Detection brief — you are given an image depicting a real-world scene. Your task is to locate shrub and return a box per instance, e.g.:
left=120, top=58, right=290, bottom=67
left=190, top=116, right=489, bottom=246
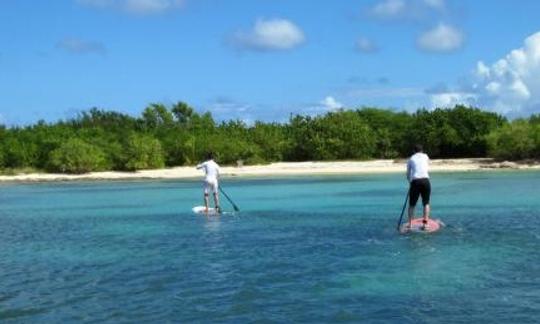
left=124, top=134, right=165, bottom=170
left=487, top=121, right=535, bottom=160
left=48, top=138, right=107, bottom=173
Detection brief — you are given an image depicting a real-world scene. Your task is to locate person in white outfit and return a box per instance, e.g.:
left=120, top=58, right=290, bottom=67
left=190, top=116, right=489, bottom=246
left=406, top=144, right=431, bottom=230
left=196, top=152, right=221, bottom=213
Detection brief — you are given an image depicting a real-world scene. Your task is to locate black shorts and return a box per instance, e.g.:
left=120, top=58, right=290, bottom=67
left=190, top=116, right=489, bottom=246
left=409, top=178, right=431, bottom=207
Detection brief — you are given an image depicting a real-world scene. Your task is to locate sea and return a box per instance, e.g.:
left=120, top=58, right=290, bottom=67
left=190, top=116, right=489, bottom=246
left=1, top=171, right=539, bottom=323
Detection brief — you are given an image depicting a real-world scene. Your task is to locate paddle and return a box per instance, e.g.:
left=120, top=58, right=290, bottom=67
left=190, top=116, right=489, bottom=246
left=396, top=188, right=410, bottom=231
left=219, top=185, right=240, bottom=212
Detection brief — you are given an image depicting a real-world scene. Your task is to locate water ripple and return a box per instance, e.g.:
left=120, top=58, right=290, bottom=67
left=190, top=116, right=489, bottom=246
left=0, top=172, right=539, bottom=322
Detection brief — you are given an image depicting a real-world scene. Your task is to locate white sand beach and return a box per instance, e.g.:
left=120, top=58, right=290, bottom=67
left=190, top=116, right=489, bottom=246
left=1, top=158, right=538, bottom=183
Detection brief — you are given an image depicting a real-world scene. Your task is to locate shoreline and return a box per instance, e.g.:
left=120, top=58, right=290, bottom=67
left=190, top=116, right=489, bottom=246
left=0, top=158, right=539, bottom=183
left=2, top=158, right=540, bottom=183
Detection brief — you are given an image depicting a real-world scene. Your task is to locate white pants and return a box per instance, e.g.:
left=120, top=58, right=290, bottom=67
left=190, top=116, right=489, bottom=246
left=204, top=178, right=218, bottom=195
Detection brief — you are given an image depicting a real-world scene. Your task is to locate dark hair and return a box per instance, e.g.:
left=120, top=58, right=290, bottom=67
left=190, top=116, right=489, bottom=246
left=414, top=144, right=423, bottom=153
left=206, top=152, right=214, bottom=160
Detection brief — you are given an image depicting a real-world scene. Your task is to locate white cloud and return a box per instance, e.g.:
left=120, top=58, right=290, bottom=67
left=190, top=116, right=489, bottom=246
left=77, top=0, right=114, bottom=9
left=423, top=0, right=445, bottom=10
left=56, top=37, right=106, bottom=55
left=430, top=92, right=476, bottom=108
left=124, top=0, right=177, bottom=14
left=370, top=0, right=406, bottom=19
left=368, top=0, right=446, bottom=21
left=366, top=0, right=459, bottom=54
left=77, top=0, right=184, bottom=15
left=430, top=31, right=540, bottom=114
left=355, top=37, right=378, bottom=53
left=205, top=97, right=256, bottom=124
left=473, top=31, right=540, bottom=113
left=320, top=96, right=343, bottom=111
left=231, top=18, right=305, bottom=51
left=416, top=23, right=463, bottom=52
left=210, top=97, right=250, bottom=114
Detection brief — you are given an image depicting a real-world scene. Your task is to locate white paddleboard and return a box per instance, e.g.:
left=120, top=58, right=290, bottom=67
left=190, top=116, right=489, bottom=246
left=192, top=206, right=220, bottom=215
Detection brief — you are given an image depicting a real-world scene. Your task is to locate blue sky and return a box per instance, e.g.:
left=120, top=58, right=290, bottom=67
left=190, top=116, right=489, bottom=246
left=1, top=0, right=540, bottom=125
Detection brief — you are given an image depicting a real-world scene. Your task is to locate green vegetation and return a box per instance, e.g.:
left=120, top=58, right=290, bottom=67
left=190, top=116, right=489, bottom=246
left=0, top=103, right=538, bottom=174
left=48, top=138, right=107, bottom=173
left=124, top=133, right=165, bottom=171
left=486, top=118, right=540, bottom=160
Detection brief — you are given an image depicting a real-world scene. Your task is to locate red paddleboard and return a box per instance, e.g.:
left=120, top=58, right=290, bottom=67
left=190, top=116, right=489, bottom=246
left=400, top=218, right=441, bottom=234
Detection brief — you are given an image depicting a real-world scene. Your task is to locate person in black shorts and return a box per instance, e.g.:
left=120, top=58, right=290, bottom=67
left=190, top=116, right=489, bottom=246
left=406, top=144, right=431, bottom=230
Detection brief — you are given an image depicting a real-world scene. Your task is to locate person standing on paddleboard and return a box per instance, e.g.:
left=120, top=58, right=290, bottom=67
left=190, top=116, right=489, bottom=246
left=196, top=152, right=221, bottom=213
left=406, top=144, right=431, bottom=230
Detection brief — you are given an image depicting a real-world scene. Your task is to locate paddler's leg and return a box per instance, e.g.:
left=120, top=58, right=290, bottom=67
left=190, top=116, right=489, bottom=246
left=421, top=179, right=431, bottom=229
left=408, top=181, right=420, bottom=228
left=204, top=192, right=209, bottom=212
left=407, top=205, right=415, bottom=228
left=213, top=191, right=220, bottom=213
left=203, top=182, right=210, bottom=213
left=423, top=204, right=430, bottom=222
left=421, top=204, right=430, bottom=230
left=212, top=181, right=220, bottom=213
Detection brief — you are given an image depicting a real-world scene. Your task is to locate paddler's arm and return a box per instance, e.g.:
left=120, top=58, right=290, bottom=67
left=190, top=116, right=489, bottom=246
left=406, top=159, right=412, bottom=182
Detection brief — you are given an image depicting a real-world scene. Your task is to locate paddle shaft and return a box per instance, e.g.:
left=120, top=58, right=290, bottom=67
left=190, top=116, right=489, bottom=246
left=396, top=189, right=410, bottom=231
left=219, top=185, right=240, bottom=212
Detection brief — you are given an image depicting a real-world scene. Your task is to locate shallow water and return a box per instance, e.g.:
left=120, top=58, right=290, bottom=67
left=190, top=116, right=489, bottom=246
left=1, top=171, right=539, bottom=323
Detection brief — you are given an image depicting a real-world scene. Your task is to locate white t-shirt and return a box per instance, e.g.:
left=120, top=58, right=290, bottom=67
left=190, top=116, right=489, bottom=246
left=197, top=159, right=220, bottom=182
left=407, top=152, right=429, bottom=182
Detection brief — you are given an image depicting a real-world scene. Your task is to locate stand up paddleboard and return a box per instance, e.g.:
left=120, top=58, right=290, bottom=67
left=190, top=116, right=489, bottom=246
left=192, top=206, right=221, bottom=215
left=400, top=218, right=441, bottom=234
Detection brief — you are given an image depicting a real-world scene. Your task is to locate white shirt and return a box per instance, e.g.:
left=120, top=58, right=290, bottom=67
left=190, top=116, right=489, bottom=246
left=407, top=152, right=429, bottom=182
left=196, top=159, right=220, bottom=182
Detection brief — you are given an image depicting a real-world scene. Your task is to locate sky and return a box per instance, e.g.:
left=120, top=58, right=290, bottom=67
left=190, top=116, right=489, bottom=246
left=1, top=0, right=540, bottom=125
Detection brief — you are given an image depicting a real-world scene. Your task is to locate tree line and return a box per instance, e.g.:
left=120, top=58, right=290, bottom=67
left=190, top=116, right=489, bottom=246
left=0, top=103, right=539, bottom=174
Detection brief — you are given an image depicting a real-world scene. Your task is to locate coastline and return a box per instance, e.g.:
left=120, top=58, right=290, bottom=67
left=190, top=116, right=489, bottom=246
left=1, top=158, right=539, bottom=183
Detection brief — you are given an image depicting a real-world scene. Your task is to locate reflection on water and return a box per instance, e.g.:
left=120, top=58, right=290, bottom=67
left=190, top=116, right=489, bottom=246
left=203, top=215, right=222, bottom=233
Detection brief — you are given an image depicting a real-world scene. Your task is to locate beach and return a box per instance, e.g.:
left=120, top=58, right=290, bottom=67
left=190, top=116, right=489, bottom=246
left=1, top=158, right=538, bottom=182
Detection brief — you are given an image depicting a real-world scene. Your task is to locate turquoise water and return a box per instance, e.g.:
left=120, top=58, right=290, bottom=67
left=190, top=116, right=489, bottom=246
left=1, top=171, right=539, bottom=323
